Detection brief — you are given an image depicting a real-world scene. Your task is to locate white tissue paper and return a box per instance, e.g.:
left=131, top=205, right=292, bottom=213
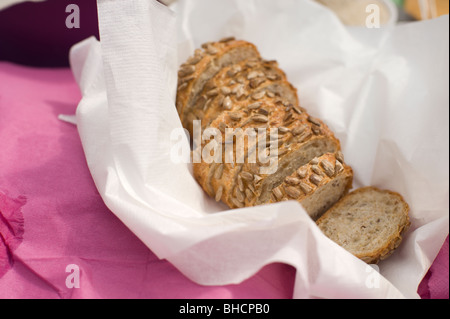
left=0, top=0, right=47, bottom=11
left=69, top=0, right=449, bottom=299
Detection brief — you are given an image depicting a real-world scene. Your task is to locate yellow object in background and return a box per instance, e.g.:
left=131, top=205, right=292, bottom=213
left=404, top=0, right=449, bottom=20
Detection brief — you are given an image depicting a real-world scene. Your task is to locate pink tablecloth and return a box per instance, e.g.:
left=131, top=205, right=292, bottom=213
left=0, top=62, right=448, bottom=299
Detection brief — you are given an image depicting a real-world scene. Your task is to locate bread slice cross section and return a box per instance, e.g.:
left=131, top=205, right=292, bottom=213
left=316, top=187, right=411, bottom=264
left=268, top=152, right=353, bottom=220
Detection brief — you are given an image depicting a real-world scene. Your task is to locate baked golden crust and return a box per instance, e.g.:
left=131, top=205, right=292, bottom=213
left=184, top=58, right=299, bottom=136
left=176, top=38, right=261, bottom=129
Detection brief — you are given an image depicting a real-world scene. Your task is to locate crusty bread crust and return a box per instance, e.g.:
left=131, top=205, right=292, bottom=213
left=316, top=187, right=411, bottom=264
left=176, top=39, right=261, bottom=128
left=193, top=59, right=299, bottom=135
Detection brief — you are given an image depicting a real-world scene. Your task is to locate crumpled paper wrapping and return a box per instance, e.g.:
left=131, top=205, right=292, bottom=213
left=70, top=0, right=449, bottom=298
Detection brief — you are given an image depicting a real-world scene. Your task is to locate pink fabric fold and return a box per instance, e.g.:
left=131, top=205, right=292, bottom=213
left=0, top=192, right=26, bottom=278
left=418, top=236, right=449, bottom=299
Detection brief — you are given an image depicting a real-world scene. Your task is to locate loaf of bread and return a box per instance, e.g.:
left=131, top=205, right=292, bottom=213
left=316, top=187, right=411, bottom=264
left=176, top=37, right=410, bottom=263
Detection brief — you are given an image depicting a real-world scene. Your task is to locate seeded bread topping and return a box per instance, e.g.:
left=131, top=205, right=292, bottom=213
left=177, top=39, right=261, bottom=130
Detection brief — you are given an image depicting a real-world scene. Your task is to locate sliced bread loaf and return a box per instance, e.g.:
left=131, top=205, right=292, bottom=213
left=316, top=187, right=411, bottom=264
left=177, top=38, right=261, bottom=128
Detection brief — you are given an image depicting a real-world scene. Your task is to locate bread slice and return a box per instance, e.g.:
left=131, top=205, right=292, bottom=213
left=176, top=38, right=261, bottom=127
left=268, top=153, right=353, bottom=220
left=316, top=187, right=411, bottom=264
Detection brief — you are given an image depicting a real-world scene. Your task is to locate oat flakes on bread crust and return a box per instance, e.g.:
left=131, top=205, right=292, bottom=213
left=316, top=186, right=411, bottom=264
